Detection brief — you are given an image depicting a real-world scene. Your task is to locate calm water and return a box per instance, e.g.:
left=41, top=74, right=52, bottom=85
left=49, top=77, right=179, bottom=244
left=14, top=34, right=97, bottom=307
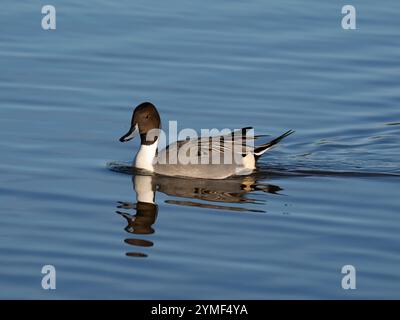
left=0, top=0, right=399, bottom=299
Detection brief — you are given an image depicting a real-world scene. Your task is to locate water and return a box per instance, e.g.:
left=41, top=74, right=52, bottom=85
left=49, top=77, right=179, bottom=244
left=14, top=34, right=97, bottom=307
left=0, top=0, right=399, bottom=299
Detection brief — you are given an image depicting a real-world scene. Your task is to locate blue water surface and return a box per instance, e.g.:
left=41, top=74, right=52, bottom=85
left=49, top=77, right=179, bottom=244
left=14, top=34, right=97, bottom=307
left=0, top=0, right=399, bottom=299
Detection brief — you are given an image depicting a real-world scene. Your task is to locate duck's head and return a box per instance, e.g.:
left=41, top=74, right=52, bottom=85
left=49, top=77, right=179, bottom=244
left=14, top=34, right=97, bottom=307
left=119, top=102, right=161, bottom=145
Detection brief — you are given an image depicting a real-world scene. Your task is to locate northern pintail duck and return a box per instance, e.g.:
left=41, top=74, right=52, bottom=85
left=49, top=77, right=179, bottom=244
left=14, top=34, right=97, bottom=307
left=119, top=102, right=294, bottom=179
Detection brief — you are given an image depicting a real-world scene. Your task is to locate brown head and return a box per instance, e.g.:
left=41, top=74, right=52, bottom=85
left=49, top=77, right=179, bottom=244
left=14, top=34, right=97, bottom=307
left=119, top=102, right=161, bottom=145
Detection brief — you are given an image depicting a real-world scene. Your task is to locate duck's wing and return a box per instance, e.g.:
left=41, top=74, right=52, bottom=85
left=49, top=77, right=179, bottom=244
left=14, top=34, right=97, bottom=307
left=157, top=127, right=261, bottom=162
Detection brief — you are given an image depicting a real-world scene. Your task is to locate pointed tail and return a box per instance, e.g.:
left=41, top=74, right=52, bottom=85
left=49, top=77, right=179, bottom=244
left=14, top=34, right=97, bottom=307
left=254, top=129, right=295, bottom=159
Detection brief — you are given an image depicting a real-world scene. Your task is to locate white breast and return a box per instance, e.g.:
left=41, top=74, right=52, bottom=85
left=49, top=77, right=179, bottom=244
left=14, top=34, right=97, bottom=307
left=135, top=142, right=158, bottom=172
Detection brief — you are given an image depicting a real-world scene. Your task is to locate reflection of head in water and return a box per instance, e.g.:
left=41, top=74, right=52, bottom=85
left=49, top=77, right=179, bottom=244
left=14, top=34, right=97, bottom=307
left=118, top=201, right=158, bottom=235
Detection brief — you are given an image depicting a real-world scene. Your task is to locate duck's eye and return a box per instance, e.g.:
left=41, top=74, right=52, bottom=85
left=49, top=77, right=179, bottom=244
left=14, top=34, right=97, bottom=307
left=145, top=115, right=149, bottom=119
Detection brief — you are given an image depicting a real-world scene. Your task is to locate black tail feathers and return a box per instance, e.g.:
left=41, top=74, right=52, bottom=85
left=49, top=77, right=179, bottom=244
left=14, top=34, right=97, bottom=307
left=254, top=129, right=295, bottom=159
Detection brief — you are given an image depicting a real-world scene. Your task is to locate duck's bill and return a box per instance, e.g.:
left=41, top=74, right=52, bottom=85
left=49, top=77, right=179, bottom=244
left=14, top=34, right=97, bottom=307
left=119, top=124, right=138, bottom=142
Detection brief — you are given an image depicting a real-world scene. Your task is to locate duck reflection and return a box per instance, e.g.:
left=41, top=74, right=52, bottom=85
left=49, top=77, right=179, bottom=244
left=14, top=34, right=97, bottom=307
left=116, top=175, right=158, bottom=258
left=116, top=173, right=282, bottom=257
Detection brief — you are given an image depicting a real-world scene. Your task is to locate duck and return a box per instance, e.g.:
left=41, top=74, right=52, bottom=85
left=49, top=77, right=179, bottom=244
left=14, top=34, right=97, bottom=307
left=119, top=102, right=294, bottom=179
